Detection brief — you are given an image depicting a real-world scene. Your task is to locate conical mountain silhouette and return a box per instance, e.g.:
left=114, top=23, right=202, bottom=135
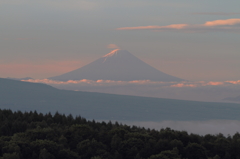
left=49, top=49, right=184, bottom=81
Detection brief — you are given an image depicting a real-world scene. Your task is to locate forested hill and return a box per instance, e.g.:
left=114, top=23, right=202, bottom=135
left=1, top=78, right=240, bottom=121
left=0, top=109, right=239, bottom=159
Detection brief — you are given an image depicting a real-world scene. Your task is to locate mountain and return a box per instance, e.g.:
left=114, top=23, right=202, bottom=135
left=7, top=77, right=33, bottom=81
left=1, top=77, right=240, bottom=121
left=49, top=49, right=184, bottom=81
left=223, top=95, right=240, bottom=103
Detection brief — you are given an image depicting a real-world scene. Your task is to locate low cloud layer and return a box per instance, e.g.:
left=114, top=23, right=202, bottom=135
left=22, top=79, right=240, bottom=102
left=122, top=120, right=240, bottom=136
left=22, top=79, right=240, bottom=87
left=117, top=18, right=240, bottom=33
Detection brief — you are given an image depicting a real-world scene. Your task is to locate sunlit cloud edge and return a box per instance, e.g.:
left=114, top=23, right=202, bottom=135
left=116, top=18, right=240, bottom=33
left=22, top=79, right=240, bottom=88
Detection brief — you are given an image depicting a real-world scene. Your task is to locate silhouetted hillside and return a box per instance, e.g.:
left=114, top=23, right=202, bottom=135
left=0, top=109, right=239, bottom=159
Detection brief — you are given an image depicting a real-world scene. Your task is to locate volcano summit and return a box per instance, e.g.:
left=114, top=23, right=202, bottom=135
left=49, top=49, right=184, bottom=82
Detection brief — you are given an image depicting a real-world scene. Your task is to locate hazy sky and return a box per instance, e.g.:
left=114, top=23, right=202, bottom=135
left=1, top=0, right=240, bottom=81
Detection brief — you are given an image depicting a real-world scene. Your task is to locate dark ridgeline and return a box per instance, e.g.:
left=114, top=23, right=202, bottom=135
left=49, top=49, right=184, bottom=82
left=0, top=109, right=239, bottom=159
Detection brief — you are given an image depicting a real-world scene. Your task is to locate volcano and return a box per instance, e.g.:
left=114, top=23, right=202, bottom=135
left=49, top=49, right=184, bottom=82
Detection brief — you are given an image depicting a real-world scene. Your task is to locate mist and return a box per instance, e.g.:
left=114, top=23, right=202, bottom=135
left=118, top=120, right=240, bottom=136
left=22, top=79, right=240, bottom=102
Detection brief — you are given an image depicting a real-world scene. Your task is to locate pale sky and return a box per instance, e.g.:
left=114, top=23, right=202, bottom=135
left=1, top=0, right=240, bottom=81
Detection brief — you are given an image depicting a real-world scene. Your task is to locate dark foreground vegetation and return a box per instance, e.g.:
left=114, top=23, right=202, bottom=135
left=0, top=109, right=240, bottom=159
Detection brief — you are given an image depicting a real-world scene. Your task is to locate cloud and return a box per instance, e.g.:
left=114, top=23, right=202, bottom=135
left=21, top=79, right=240, bottom=102
left=169, top=81, right=227, bottom=88
left=22, top=79, right=168, bottom=86
left=226, top=80, right=240, bottom=84
left=107, top=44, right=120, bottom=49
left=204, top=19, right=240, bottom=26
left=117, top=24, right=188, bottom=30
left=116, top=18, right=240, bottom=33
left=170, top=83, right=197, bottom=88
left=205, top=81, right=224, bottom=86
left=22, top=79, right=240, bottom=87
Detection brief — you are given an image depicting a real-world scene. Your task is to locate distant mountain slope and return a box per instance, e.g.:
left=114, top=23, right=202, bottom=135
left=49, top=49, right=183, bottom=82
left=223, top=95, right=240, bottom=103
left=7, top=77, right=33, bottom=81
left=1, top=78, right=240, bottom=121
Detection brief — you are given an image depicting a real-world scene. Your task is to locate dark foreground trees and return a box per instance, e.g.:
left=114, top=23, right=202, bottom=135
left=0, top=109, right=240, bottom=159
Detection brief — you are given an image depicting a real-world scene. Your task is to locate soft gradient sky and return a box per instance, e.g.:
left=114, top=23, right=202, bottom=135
left=1, top=0, right=240, bottom=80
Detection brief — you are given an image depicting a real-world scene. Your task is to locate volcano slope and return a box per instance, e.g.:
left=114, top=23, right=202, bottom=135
left=49, top=49, right=184, bottom=82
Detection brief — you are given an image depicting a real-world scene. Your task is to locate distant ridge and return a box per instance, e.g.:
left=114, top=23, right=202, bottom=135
left=1, top=77, right=240, bottom=121
left=223, top=95, right=240, bottom=103
left=7, top=77, right=33, bottom=81
left=49, top=49, right=184, bottom=82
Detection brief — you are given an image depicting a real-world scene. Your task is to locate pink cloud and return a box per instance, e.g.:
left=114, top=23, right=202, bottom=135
left=226, top=80, right=240, bottom=84
left=117, top=24, right=188, bottom=30
left=21, top=79, right=240, bottom=89
left=168, top=80, right=239, bottom=88
left=205, top=82, right=224, bottom=86
left=22, top=79, right=171, bottom=86
left=116, top=18, right=240, bottom=32
left=107, top=44, right=120, bottom=49
left=204, top=19, right=240, bottom=26
left=170, top=83, right=197, bottom=88
left=22, top=79, right=95, bottom=85
left=129, top=80, right=153, bottom=84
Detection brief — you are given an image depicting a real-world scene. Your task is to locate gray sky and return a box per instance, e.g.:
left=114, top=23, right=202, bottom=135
left=1, top=0, right=240, bottom=80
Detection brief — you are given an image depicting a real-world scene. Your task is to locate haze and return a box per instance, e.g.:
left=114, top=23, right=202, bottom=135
left=1, top=0, right=240, bottom=136
left=1, top=0, right=240, bottom=81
